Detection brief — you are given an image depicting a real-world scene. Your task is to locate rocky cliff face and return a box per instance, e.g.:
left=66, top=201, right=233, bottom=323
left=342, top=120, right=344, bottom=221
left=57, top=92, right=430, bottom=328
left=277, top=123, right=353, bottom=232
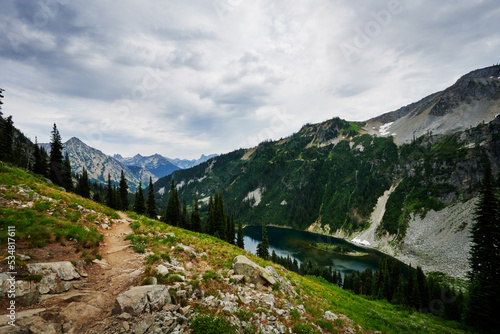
left=365, top=65, right=500, bottom=145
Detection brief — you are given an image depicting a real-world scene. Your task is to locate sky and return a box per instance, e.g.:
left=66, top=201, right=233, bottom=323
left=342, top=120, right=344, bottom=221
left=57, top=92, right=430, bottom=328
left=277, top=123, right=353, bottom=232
left=1, top=0, right=499, bottom=159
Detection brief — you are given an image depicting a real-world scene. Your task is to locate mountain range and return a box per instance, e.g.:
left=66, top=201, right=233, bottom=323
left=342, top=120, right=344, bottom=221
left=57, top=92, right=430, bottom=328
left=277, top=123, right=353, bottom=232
left=40, top=138, right=217, bottom=190
left=153, top=64, right=500, bottom=279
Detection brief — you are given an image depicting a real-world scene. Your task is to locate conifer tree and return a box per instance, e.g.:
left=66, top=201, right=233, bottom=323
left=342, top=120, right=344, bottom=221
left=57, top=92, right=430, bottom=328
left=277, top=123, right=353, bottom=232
left=119, top=171, right=129, bottom=211
left=146, top=177, right=157, bottom=219
left=164, top=180, right=180, bottom=225
left=190, top=192, right=201, bottom=232
left=0, top=115, right=14, bottom=162
left=227, top=214, right=235, bottom=244
left=63, top=152, right=73, bottom=192
left=76, top=167, right=90, bottom=198
left=33, top=137, right=48, bottom=176
left=237, top=220, right=244, bottom=249
left=49, top=123, right=64, bottom=186
left=181, top=199, right=188, bottom=229
left=256, top=221, right=269, bottom=260
left=465, top=163, right=500, bottom=330
left=134, top=181, right=146, bottom=215
left=105, top=173, right=114, bottom=208
left=214, top=192, right=226, bottom=239
left=207, top=195, right=215, bottom=235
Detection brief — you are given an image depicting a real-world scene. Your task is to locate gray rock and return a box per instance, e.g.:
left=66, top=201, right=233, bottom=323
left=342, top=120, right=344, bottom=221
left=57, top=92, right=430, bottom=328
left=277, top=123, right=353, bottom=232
left=176, top=243, right=197, bottom=259
left=155, top=264, right=169, bottom=275
left=133, top=314, right=154, bottom=334
left=27, top=262, right=80, bottom=280
left=324, top=311, right=338, bottom=321
left=113, top=285, right=171, bottom=315
left=37, top=273, right=72, bottom=295
left=233, top=255, right=276, bottom=286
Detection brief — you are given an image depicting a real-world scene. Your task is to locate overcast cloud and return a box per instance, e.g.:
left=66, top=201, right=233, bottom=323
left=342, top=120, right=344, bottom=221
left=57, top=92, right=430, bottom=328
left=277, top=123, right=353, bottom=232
left=1, top=0, right=499, bottom=158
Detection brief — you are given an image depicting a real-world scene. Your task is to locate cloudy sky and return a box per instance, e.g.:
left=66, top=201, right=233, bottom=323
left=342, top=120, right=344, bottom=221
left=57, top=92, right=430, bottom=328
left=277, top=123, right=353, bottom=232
left=1, top=0, right=499, bottom=159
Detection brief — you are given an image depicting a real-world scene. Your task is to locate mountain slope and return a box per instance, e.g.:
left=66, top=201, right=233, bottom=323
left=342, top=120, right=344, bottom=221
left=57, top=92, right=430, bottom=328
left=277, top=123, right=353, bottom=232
left=166, top=153, right=219, bottom=169
left=154, top=66, right=500, bottom=279
left=49, top=137, right=157, bottom=190
left=0, top=163, right=468, bottom=333
left=113, top=153, right=180, bottom=178
left=365, top=65, right=500, bottom=144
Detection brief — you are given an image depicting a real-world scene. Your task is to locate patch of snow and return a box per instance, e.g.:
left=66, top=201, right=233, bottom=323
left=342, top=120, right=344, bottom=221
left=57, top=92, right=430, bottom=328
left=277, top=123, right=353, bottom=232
left=355, top=144, right=364, bottom=152
left=465, top=143, right=476, bottom=149
left=379, top=122, right=394, bottom=136
left=351, top=238, right=370, bottom=246
left=200, top=196, right=210, bottom=205
left=157, top=187, right=165, bottom=195
left=176, top=181, right=186, bottom=190
left=280, top=200, right=287, bottom=206
left=244, top=188, right=265, bottom=207
left=187, top=179, right=194, bottom=185
left=197, top=175, right=207, bottom=182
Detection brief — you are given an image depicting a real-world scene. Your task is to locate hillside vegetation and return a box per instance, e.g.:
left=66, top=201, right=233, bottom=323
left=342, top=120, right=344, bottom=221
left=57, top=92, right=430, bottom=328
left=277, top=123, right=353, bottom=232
left=0, top=163, right=471, bottom=333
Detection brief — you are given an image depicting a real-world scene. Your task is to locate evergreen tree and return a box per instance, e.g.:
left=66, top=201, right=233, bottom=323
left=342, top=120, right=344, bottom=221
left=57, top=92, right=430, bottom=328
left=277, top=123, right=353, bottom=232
left=190, top=192, right=201, bottom=232
left=76, top=167, right=90, bottom=198
left=181, top=199, right=189, bottom=229
left=49, top=123, right=65, bottom=186
left=465, top=163, right=500, bottom=330
left=105, top=173, right=114, bottom=208
left=164, top=180, right=180, bottom=225
left=237, top=220, right=244, bottom=249
left=119, top=170, right=129, bottom=211
left=214, top=192, right=226, bottom=239
left=63, top=152, right=73, bottom=192
left=207, top=195, right=215, bottom=235
left=146, top=177, right=157, bottom=219
left=0, top=115, right=14, bottom=162
left=133, top=181, right=146, bottom=215
left=227, top=214, right=235, bottom=244
left=256, top=221, right=269, bottom=260
left=33, top=137, right=48, bottom=176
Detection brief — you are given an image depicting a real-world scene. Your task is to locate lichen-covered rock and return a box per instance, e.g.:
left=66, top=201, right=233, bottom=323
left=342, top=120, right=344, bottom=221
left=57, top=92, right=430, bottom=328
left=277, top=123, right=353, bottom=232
left=113, top=285, right=171, bottom=316
left=176, top=243, right=197, bottom=259
left=27, top=262, right=80, bottom=280
left=233, top=255, right=276, bottom=285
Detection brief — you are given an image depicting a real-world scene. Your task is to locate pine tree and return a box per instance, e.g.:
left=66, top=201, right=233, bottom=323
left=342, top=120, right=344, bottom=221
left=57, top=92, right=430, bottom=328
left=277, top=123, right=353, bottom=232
left=164, top=180, right=180, bottom=226
left=181, top=199, right=188, bottom=229
left=133, top=181, right=146, bottom=215
left=190, top=192, right=201, bottom=232
left=237, top=220, right=244, bottom=249
left=0, top=115, right=14, bottom=162
left=105, top=173, right=114, bottom=208
left=119, top=171, right=129, bottom=211
left=227, top=214, right=235, bottom=244
left=146, top=177, right=157, bottom=219
left=465, top=162, right=500, bottom=330
left=256, top=221, right=269, bottom=260
left=63, top=152, right=73, bottom=192
left=207, top=195, right=215, bottom=235
left=214, top=192, right=226, bottom=240
left=49, top=123, right=65, bottom=186
left=76, top=167, right=90, bottom=198
left=33, top=137, right=48, bottom=176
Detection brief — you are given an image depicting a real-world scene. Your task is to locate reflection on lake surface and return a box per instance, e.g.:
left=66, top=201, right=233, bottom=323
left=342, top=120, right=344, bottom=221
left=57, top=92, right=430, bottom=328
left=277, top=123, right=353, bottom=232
left=244, top=225, right=401, bottom=276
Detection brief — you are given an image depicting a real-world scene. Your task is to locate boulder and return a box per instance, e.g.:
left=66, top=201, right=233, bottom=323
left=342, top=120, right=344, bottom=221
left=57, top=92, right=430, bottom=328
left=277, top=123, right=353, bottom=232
left=233, top=255, right=276, bottom=286
left=37, top=273, right=72, bottom=294
left=113, top=285, right=171, bottom=316
left=324, top=311, right=338, bottom=321
left=155, top=264, right=169, bottom=275
left=176, top=243, right=197, bottom=259
left=27, top=262, right=80, bottom=280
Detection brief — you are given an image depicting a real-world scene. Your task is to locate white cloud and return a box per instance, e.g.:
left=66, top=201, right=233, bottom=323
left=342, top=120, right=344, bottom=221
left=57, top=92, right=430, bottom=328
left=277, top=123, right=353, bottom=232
left=1, top=0, right=499, bottom=158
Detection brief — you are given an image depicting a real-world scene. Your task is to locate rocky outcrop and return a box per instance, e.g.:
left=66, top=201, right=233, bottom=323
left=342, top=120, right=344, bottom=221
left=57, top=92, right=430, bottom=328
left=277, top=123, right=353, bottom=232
left=233, top=255, right=276, bottom=286
left=27, top=262, right=80, bottom=281
left=113, top=285, right=171, bottom=316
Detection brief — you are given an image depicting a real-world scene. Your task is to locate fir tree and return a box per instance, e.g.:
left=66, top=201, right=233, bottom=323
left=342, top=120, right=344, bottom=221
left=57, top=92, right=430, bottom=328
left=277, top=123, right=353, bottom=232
left=0, top=115, right=14, bottom=162
left=164, top=180, right=180, bottom=225
left=76, top=167, right=90, bottom=198
left=237, top=220, right=244, bottom=249
left=49, top=123, right=64, bottom=186
left=181, top=199, right=188, bottom=229
left=63, top=152, right=73, bottom=192
left=214, top=192, right=226, bottom=239
left=33, top=137, right=48, bottom=176
left=133, top=181, right=146, bottom=215
left=256, top=221, right=269, bottom=260
left=146, top=177, right=157, bottom=219
left=465, top=163, right=500, bottom=330
left=227, top=214, right=235, bottom=244
left=105, top=173, right=114, bottom=208
left=207, top=195, right=215, bottom=235
left=119, top=171, right=129, bottom=211
left=190, top=192, right=201, bottom=232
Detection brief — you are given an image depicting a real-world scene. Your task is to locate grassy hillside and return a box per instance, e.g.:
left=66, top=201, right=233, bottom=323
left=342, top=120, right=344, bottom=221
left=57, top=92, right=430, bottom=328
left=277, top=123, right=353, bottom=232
left=155, top=117, right=500, bottom=238
left=0, top=163, right=472, bottom=333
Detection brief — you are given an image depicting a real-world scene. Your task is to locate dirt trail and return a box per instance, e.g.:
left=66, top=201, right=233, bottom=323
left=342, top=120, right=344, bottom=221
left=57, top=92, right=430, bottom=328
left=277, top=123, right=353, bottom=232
left=34, top=212, right=145, bottom=333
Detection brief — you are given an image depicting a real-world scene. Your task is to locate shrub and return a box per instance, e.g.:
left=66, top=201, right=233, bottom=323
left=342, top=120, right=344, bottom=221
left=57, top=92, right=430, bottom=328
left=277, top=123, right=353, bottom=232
left=132, top=244, right=146, bottom=253
left=290, top=309, right=301, bottom=320
left=293, top=323, right=318, bottom=334
left=190, top=314, right=236, bottom=334
left=202, top=270, right=220, bottom=282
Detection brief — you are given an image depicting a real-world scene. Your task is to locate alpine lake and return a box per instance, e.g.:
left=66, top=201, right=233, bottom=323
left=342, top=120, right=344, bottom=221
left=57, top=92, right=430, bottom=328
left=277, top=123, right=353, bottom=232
left=244, top=225, right=404, bottom=276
